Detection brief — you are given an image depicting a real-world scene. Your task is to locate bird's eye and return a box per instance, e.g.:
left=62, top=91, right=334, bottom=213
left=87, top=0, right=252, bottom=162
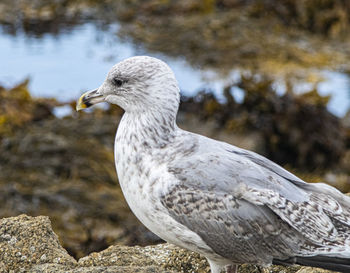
left=112, top=78, right=124, bottom=87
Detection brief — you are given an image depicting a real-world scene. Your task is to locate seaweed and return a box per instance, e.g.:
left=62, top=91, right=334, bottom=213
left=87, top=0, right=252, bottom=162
left=0, top=80, right=56, bottom=137
left=180, top=74, right=347, bottom=172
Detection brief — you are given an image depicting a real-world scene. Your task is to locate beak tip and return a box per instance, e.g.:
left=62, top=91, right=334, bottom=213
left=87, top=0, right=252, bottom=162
left=75, top=103, right=86, bottom=111
left=76, top=94, right=88, bottom=111
left=76, top=88, right=104, bottom=111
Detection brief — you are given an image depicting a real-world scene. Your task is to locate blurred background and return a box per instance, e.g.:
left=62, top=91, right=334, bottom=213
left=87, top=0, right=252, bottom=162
left=0, top=0, right=349, bottom=260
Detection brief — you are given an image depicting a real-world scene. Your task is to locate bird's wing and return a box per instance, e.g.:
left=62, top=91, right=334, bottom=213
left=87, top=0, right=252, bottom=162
left=161, top=134, right=349, bottom=262
left=222, top=140, right=350, bottom=228
left=162, top=184, right=303, bottom=263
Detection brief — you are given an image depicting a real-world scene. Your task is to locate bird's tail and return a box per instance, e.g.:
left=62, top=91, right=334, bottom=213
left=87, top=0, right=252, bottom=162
left=273, top=256, right=350, bottom=272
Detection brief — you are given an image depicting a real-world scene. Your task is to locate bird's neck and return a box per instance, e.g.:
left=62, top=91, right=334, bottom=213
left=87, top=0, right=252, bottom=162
left=116, top=109, right=178, bottom=148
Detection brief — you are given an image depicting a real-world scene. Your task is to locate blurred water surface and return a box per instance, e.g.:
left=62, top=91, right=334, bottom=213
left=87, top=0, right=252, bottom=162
left=0, top=23, right=215, bottom=101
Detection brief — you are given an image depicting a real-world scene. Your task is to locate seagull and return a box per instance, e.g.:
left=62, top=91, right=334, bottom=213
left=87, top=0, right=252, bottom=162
left=76, top=56, right=350, bottom=273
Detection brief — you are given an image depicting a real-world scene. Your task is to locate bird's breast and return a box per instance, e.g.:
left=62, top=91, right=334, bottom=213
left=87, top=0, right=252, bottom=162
left=114, top=136, right=166, bottom=220
left=113, top=129, right=227, bottom=263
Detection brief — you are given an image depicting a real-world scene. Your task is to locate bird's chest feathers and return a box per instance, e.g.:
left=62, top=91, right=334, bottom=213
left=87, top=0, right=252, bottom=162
left=114, top=113, right=188, bottom=230
left=114, top=119, right=173, bottom=216
left=114, top=113, right=175, bottom=191
left=114, top=138, right=154, bottom=195
left=114, top=137, right=177, bottom=234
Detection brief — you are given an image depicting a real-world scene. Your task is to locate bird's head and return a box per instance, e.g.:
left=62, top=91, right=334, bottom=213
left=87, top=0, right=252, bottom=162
left=76, top=56, right=180, bottom=115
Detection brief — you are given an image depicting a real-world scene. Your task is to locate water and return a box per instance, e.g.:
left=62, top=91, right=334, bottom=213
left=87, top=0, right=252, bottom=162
left=0, top=23, right=349, bottom=117
left=0, top=24, right=212, bottom=98
left=318, top=71, right=350, bottom=117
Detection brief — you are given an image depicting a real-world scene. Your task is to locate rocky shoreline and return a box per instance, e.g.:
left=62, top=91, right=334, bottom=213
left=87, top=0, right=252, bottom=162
left=0, top=214, right=334, bottom=273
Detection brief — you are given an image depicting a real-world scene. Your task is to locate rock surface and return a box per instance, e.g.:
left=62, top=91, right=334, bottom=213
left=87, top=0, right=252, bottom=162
left=0, top=214, right=75, bottom=272
left=0, top=214, right=334, bottom=273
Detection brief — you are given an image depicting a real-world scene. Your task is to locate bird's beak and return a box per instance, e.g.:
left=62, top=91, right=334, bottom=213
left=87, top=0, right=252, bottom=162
left=76, top=89, right=105, bottom=111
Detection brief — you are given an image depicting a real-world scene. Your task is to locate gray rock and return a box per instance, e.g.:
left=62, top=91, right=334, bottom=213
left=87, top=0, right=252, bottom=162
left=0, top=215, right=334, bottom=273
left=78, top=244, right=207, bottom=272
left=30, top=264, right=169, bottom=273
left=0, top=214, right=76, bottom=272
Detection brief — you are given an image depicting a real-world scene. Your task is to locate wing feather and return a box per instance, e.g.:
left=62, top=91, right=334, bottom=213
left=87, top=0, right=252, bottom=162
left=162, top=187, right=301, bottom=264
left=161, top=134, right=350, bottom=262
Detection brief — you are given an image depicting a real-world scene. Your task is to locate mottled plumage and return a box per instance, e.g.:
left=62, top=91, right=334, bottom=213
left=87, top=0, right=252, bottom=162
left=77, top=56, right=350, bottom=273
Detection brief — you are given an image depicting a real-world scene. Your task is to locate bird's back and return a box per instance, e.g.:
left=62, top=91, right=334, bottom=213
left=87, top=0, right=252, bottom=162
left=161, top=130, right=350, bottom=269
